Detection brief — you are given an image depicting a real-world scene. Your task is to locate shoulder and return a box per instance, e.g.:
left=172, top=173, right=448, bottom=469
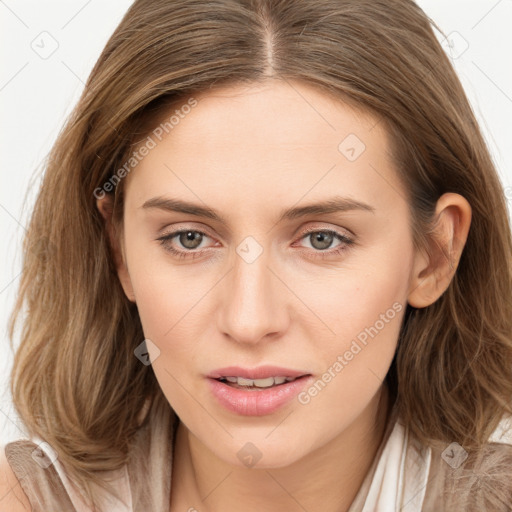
left=423, top=417, right=512, bottom=511
left=1, top=439, right=76, bottom=511
left=0, top=442, right=32, bottom=511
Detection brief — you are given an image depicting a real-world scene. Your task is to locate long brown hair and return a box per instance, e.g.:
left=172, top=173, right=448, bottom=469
left=9, top=0, right=512, bottom=508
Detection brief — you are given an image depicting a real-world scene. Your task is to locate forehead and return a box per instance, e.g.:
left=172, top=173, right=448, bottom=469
left=158, top=80, right=380, bottom=149
left=124, top=80, right=403, bottom=215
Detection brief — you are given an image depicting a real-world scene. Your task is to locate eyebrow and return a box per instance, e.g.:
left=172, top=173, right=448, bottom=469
left=141, top=195, right=375, bottom=224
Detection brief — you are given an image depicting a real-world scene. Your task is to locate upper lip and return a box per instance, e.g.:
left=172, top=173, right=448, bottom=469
left=208, top=366, right=311, bottom=380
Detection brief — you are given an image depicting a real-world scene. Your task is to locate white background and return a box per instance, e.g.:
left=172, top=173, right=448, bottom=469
left=1, top=0, right=512, bottom=446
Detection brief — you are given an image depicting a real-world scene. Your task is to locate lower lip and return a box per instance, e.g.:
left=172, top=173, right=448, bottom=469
left=207, top=376, right=313, bottom=416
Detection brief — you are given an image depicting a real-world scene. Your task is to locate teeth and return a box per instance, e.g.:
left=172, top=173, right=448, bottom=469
left=221, top=376, right=297, bottom=387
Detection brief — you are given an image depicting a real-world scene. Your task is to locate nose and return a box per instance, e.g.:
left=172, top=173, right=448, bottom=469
left=216, top=241, right=289, bottom=346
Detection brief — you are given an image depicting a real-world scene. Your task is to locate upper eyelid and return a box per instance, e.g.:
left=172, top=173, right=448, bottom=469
left=299, top=224, right=354, bottom=239
left=159, top=220, right=354, bottom=237
left=158, top=225, right=215, bottom=241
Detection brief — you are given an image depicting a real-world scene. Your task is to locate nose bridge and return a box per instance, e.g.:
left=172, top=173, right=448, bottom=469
left=218, top=236, right=286, bottom=344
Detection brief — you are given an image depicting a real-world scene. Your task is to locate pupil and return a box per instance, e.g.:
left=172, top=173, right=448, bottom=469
left=180, top=231, right=202, bottom=249
left=311, top=232, right=333, bottom=250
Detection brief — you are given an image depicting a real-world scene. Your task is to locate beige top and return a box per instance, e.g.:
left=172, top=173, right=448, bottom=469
left=4, top=396, right=512, bottom=511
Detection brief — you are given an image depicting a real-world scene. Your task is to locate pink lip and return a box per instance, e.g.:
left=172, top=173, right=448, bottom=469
left=207, top=365, right=309, bottom=380
left=206, top=366, right=313, bottom=416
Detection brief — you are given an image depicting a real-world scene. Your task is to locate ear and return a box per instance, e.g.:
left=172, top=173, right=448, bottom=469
left=96, top=195, right=136, bottom=302
left=408, top=193, right=472, bottom=308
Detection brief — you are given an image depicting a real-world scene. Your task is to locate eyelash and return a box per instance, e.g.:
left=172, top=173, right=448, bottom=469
left=156, top=227, right=354, bottom=261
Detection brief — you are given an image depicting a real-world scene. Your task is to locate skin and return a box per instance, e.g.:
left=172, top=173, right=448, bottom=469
left=95, top=79, right=471, bottom=512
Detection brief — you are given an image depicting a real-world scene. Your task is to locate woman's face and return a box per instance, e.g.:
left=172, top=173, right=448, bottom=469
left=119, top=80, right=417, bottom=468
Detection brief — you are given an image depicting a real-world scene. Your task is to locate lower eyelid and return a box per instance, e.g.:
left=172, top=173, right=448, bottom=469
left=158, top=229, right=353, bottom=255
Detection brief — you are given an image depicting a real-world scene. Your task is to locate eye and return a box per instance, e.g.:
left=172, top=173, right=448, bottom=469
left=295, top=228, right=354, bottom=258
left=156, top=226, right=355, bottom=261
left=173, top=230, right=205, bottom=250
left=156, top=229, right=215, bottom=259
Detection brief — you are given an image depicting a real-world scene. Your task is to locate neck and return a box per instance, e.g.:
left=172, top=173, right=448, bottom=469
left=171, top=383, right=392, bottom=512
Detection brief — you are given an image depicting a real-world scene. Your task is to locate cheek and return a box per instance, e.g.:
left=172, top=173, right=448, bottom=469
left=291, top=283, right=404, bottom=435
left=295, top=245, right=411, bottom=356
left=122, top=231, right=198, bottom=351
left=292, top=245, right=411, bottom=417
left=295, top=274, right=403, bottom=409
left=130, top=265, right=207, bottom=351
left=128, top=262, right=208, bottom=407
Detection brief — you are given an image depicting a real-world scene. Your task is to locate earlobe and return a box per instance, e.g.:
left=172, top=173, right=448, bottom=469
left=96, top=195, right=136, bottom=303
left=408, top=193, right=472, bottom=308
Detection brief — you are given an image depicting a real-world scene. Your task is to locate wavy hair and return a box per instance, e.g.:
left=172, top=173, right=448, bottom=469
left=8, top=0, right=512, bottom=508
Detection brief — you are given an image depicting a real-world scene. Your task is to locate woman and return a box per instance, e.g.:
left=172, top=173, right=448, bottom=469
left=2, top=0, right=512, bottom=510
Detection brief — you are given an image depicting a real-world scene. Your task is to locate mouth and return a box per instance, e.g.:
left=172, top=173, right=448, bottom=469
left=207, top=366, right=311, bottom=388
left=207, top=369, right=314, bottom=416
left=215, top=375, right=307, bottom=391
